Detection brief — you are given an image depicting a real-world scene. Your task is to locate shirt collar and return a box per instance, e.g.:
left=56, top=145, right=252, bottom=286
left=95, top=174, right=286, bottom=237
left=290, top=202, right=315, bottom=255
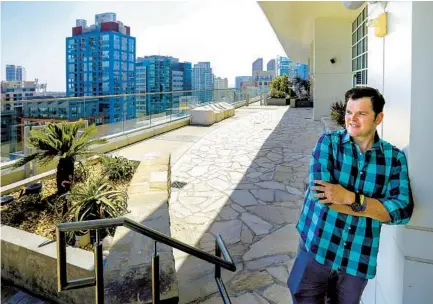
left=342, top=129, right=384, bottom=153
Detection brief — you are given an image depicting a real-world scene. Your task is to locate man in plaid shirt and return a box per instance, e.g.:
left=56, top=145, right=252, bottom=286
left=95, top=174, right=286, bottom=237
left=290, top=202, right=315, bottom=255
left=287, top=87, right=414, bottom=303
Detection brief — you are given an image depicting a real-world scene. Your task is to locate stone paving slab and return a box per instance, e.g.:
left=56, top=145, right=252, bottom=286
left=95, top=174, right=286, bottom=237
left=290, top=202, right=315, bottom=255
left=168, top=107, right=323, bottom=303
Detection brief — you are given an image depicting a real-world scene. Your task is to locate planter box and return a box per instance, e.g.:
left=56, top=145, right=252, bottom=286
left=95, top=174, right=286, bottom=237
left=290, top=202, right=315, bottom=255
left=267, top=97, right=287, bottom=106
left=1, top=225, right=95, bottom=304
left=290, top=98, right=296, bottom=108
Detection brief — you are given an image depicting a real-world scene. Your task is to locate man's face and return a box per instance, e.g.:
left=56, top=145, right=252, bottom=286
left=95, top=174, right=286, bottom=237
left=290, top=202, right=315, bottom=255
left=345, top=97, right=383, bottom=138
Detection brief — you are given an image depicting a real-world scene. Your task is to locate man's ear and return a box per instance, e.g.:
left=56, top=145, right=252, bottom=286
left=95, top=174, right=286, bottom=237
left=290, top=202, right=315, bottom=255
left=375, top=112, right=384, bottom=125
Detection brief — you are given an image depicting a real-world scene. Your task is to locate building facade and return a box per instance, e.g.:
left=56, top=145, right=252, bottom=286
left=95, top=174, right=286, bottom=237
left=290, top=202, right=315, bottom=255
left=135, top=63, right=147, bottom=116
left=5, top=65, right=26, bottom=82
left=214, top=77, right=228, bottom=90
left=192, top=62, right=214, bottom=103
left=235, top=76, right=251, bottom=89
left=267, top=59, right=276, bottom=74
left=66, top=12, right=136, bottom=124
left=252, top=58, right=264, bottom=74
left=252, top=71, right=275, bottom=88
left=296, top=63, right=309, bottom=80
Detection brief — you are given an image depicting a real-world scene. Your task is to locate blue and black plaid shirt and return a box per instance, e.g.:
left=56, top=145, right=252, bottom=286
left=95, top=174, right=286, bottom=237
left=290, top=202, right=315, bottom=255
left=297, top=129, right=414, bottom=279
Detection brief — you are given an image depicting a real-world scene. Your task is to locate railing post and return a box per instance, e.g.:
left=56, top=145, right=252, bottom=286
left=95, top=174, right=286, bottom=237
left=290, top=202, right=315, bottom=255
left=152, top=241, right=160, bottom=304
left=56, top=229, right=67, bottom=292
left=94, top=230, right=104, bottom=304
left=215, top=240, right=221, bottom=279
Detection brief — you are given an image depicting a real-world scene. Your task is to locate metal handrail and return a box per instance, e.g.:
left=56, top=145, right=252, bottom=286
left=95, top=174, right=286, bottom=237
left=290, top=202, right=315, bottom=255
left=56, top=217, right=236, bottom=304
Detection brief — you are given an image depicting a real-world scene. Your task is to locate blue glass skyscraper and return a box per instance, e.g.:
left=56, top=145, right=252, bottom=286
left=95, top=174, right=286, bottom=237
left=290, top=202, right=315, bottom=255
left=296, top=63, right=309, bottom=80
left=192, top=62, right=213, bottom=103
left=135, top=57, right=192, bottom=116
left=66, top=13, right=136, bottom=124
left=277, top=56, right=290, bottom=77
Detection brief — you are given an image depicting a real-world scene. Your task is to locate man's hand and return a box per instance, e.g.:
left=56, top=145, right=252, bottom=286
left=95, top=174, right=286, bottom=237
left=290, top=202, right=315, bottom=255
left=311, top=180, right=354, bottom=205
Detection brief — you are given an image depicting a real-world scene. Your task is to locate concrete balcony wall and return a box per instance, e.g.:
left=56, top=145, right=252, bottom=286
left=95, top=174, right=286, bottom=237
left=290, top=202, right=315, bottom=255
left=312, top=17, right=353, bottom=121
left=363, top=2, right=433, bottom=304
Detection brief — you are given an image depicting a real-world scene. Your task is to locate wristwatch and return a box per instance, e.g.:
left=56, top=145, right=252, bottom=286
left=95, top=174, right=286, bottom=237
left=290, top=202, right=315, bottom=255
left=351, top=192, right=366, bottom=212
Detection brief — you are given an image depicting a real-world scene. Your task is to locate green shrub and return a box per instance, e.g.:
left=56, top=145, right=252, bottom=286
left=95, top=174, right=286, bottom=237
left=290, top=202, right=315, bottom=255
left=270, top=75, right=291, bottom=98
left=64, top=176, right=128, bottom=223
left=330, top=100, right=346, bottom=127
left=102, top=156, right=138, bottom=181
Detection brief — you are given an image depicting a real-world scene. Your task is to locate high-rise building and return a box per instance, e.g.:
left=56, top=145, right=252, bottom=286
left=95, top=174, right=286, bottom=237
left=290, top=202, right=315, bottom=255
left=66, top=13, right=136, bottom=124
left=267, top=59, right=276, bottom=74
left=136, top=56, right=172, bottom=115
left=277, top=56, right=298, bottom=79
left=6, top=65, right=26, bottom=81
left=252, top=71, right=275, bottom=88
left=135, top=57, right=192, bottom=116
left=171, top=61, right=192, bottom=112
left=235, top=76, right=251, bottom=89
left=214, top=77, right=228, bottom=101
left=192, top=62, right=213, bottom=103
left=277, top=56, right=290, bottom=77
left=214, top=77, right=228, bottom=90
left=296, top=63, right=309, bottom=80
left=135, top=62, right=147, bottom=116
left=252, top=58, right=263, bottom=74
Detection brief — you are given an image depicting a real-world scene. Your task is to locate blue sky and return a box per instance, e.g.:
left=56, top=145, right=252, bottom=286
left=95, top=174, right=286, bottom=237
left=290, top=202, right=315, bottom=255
left=1, top=1, right=286, bottom=91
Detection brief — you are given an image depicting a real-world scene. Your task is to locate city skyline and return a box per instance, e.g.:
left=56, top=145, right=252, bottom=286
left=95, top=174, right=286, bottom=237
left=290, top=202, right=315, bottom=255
left=1, top=1, right=286, bottom=91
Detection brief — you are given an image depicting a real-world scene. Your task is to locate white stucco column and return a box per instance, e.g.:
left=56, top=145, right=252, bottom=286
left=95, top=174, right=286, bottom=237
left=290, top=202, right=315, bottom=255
left=312, top=17, right=353, bottom=121
left=363, top=2, right=433, bottom=304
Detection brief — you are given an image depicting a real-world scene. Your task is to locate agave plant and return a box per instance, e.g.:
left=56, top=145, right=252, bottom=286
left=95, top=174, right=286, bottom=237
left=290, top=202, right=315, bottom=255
left=64, top=176, right=128, bottom=223
left=330, top=100, right=347, bottom=127
left=13, top=120, right=107, bottom=194
left=102, top=156, right=138, bottom=182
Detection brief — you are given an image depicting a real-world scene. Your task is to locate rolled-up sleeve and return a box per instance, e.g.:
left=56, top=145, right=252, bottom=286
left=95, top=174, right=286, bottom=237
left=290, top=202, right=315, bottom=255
left=379, top=152, right=414, bottom=225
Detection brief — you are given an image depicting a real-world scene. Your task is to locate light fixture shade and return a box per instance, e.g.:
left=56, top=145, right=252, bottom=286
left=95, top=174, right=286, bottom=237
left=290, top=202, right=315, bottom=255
left=342, top=1, right=365, bottom=10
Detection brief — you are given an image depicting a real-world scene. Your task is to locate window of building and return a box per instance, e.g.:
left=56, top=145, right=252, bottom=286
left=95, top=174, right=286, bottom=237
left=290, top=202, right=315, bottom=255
left=122, top=37, right=127, bottom=51
left=352, top=6, right=368, bottom=87
left=102, top=50, right=109, bottom=60
left=114, top=36, right=120, bottom=50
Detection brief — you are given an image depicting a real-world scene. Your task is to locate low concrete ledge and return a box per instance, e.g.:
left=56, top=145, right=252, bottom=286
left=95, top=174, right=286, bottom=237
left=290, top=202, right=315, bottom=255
left=1, top=225, right=95, bottom=304
left=321, top=116, right=344, bottom=133
left=267, top=97, right=287, bottom=106
left=0, top=118, right=189, bottom=187
left=190, top=102, right=235, bottom=126
left=104, top=152, right=178, bottom=303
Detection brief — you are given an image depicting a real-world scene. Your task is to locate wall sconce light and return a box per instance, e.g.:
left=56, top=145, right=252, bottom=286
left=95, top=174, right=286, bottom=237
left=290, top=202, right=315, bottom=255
left=330, top=58, right=336, bottom=64
left=367, top=12, right=387, bottom=37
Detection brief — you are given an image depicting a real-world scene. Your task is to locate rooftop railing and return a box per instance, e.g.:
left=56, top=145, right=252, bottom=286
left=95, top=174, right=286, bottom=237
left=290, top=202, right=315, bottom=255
left=0, top=87, right=268, bottom=165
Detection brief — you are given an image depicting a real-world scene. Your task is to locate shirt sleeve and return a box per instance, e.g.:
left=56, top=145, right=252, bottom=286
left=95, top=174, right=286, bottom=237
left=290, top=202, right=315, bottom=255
left=378, top=151, right=414, bottom=225
left=309, top=133, right=336, bottom=189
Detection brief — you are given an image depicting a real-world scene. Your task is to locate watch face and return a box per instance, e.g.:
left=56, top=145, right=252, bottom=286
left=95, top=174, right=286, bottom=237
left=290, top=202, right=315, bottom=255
left=351, top=202, right=363, bottom=212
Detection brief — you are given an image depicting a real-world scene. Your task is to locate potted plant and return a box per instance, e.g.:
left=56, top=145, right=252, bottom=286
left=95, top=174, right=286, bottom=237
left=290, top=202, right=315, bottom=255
left=268, top=75, right=291, bottom=106
left=330, top=100, right=346, bottom=128
left=291, top=76, right=312, bottom=107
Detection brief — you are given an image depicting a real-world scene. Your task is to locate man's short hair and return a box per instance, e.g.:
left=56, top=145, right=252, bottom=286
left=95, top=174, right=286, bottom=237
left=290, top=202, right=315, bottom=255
left=345, top=87, right=386, bottom=117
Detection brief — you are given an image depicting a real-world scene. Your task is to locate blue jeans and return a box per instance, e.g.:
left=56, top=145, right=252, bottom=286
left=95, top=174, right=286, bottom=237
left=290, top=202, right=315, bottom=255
left=287, top=239, right=368, bottom=304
